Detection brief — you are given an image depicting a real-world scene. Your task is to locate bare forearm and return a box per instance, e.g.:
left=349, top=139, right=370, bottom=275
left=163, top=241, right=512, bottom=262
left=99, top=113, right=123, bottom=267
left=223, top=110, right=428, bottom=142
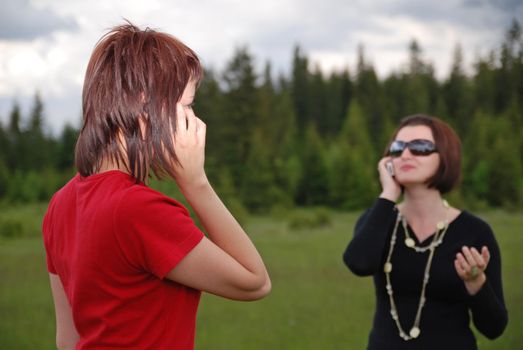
left=180, top=178, right=268, bottom=282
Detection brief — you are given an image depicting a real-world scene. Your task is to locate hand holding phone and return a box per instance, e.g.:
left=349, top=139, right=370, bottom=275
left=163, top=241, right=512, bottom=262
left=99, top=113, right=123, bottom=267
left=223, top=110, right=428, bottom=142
left=378, top=158, right=401, bottom=202
left=386, top=161, right=395, bottom=177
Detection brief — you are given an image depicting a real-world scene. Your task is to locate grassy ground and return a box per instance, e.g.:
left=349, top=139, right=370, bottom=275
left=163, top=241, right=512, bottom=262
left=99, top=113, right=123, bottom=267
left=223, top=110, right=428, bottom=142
left=0, top=205, right=521, bottom=349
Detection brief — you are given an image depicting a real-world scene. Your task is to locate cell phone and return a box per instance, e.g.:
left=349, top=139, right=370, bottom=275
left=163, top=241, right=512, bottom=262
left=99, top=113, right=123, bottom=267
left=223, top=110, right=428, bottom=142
left=386, top=161, right=395, bottom=177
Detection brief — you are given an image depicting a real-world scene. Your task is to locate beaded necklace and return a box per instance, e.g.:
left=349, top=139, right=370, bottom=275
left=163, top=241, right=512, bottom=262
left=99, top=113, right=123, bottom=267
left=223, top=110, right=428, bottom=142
left=383, top=200, right=450, bottom=340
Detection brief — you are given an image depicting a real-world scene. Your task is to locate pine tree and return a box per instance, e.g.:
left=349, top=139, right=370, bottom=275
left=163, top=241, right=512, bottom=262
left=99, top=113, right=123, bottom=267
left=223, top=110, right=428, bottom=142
left=257, top=62, right=276, bottom=145
left=25, top=92, right=50, bottom=170
left=325, top=69, right=352, bottom=136
left=495, top=19, right=522, bottom=113
left=6, top=102, right=23, bottom=170
left=0, top=120, right=8, bottom=164
left=295, top=123, right=329, bottom=205
left=355, top=44, right=385, bottom=153
left=472, top=52, right=497, bottom=114
left=221, top=46, right=260, bottom=186
left=308, top=64, right=329, bottom=134
left=328, top=100, right=378, bottom=208
left=443, top=44, right=473, bottom=133
left=461, top=110, right=491, bottom=204
left=291, top=45, right=311, bottom=131
left=0, top=122, right=8, bottom=198
left=485, top=118, right=522, bottom=206
left=240, top=129, right=284, bottom=212
left=271, top=86, right=300, bottom=205
left=404, top=39, right=432, bottom=114
left=193, top=68, right=225, bottom=181
left=56, top=123, right=78, bottom=171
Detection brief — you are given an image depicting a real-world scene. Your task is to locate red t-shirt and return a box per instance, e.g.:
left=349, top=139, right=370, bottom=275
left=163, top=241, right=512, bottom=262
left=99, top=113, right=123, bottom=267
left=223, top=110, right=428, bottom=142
left=43, top=170, right=204, bottom=349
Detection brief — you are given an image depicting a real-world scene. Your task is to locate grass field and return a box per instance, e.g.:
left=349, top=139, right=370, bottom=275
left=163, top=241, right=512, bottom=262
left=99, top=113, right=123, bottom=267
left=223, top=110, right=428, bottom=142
left=0, top=204, right=521, bottom=349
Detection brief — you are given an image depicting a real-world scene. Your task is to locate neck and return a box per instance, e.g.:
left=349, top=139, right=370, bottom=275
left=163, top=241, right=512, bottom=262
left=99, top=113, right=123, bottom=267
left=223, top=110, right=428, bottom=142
left=97, top=148, right=130, bottom=175
left=98, top=159, right=129, bottom=174
left=401, top=185, right=444, bottom=221
left=97, top=131, right=131, bottom=175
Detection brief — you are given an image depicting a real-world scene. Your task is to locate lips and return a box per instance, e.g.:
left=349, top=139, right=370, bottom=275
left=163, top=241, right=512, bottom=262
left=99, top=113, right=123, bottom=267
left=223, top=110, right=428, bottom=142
left=400, top=164, right=416, bottom=171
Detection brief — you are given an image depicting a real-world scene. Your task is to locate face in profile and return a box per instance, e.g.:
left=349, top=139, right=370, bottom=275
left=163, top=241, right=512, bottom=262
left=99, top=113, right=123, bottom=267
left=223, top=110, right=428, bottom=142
left=180, top=80, right=196, bottom=112
left=389, top=125, right=440, bottom=188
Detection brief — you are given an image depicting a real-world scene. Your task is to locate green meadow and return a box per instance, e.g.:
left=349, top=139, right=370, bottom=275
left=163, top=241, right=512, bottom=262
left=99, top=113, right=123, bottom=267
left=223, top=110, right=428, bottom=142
left=0, top=205, right=521, bottom=349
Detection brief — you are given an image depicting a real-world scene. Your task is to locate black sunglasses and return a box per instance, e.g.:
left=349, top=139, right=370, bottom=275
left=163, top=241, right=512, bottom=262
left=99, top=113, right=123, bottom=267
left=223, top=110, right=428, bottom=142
left=388, top=139, right=438, bottom=158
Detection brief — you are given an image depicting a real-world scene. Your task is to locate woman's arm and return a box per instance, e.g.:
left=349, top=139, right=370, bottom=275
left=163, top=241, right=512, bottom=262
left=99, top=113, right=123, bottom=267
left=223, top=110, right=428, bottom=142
left=167, top=184, right=271, bottom=300
left=469, top=230, right=508, bottom=338
left=49, top=274, right=79, bottom=350
left=343, top=157, right=400, bottom=276
left=343, top=198, right=396, bottom=276
left=166, top=104, right=270, bottom=301
left=454, top=224, right=509, bottom=339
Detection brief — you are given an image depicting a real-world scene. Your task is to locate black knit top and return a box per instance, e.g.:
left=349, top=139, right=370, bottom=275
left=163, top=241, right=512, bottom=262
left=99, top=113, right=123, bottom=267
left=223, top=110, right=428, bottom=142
left=343, top=198, right=508, bottom=350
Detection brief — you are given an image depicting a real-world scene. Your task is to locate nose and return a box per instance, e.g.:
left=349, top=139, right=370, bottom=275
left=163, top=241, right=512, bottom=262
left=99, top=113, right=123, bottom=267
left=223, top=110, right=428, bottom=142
left=400, top=147, right=413, bottom=158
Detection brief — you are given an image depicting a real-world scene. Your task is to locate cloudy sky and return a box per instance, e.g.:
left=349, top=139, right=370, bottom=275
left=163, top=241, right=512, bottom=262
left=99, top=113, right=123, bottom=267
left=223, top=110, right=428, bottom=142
left=0, top=0, right=521, bottom=134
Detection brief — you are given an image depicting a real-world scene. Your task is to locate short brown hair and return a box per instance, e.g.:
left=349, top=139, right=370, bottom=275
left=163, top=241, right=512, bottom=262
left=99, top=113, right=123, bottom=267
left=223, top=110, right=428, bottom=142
left=384, top=114, right=461, bottom=194
left=75, top=22, right=203, bottom=182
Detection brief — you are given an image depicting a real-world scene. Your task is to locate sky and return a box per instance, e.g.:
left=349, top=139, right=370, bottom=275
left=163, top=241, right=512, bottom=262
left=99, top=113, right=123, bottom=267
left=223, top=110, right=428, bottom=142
left=0, top=0, right=521, bottom=135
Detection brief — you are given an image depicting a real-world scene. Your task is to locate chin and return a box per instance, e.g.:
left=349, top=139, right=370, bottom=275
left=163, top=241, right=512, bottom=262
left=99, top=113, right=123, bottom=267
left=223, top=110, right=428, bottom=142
left=396, top=176, right=430, bottom=188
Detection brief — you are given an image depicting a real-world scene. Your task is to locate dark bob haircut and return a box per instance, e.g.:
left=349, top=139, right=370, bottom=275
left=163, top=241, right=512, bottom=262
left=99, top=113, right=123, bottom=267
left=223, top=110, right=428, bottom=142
left=75, top=22, right=203, bottom=182
left=384, top=114, right=461, bottom=194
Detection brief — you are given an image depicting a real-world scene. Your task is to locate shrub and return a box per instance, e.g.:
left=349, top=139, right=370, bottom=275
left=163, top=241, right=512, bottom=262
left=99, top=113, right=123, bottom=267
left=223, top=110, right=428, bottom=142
left=0, top=217, right=24, bottom=239
left=288, top=208, right=332, bottom=230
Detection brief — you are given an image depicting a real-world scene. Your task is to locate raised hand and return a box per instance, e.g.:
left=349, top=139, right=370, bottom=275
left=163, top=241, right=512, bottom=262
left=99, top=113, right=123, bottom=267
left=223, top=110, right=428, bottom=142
left=171, top=103, right=208, bottom=190
left=377, top=157, right=401, bottom=202
left=454, top=246, right=490, bottom=295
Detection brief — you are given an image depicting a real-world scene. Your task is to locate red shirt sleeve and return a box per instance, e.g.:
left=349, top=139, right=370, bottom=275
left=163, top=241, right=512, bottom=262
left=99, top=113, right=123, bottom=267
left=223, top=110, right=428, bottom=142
left=114, top=186, right=204, bottom=279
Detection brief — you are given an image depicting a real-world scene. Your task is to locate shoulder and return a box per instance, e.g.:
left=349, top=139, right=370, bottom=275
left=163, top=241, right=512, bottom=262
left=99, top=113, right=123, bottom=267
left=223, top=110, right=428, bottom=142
left=455, top=210, right=497, bottom=243
left=115, top=184, right=190, bottom=221
left=43, top=174, right=81, bottom=222
left=457, top=211, right=492, bottom=231
left=49, top=174, right=81, bottom=203
left=355, top=198, right=397, bottom=228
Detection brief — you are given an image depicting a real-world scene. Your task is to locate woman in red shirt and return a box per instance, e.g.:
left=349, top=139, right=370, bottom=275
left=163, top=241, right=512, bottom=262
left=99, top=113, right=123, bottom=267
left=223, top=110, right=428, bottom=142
left=43, top=22, right=271, bottom=350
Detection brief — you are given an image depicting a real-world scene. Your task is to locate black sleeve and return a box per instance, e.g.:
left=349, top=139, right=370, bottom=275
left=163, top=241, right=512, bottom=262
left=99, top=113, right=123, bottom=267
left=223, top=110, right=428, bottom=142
left=469, top=224, right=508, bottom=339
left=342, top=198, right=397, bottom=276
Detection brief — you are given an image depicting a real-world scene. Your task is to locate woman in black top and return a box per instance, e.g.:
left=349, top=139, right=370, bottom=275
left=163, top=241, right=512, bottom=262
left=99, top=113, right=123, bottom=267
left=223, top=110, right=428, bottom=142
left=343, top=115, right=507, bottom=349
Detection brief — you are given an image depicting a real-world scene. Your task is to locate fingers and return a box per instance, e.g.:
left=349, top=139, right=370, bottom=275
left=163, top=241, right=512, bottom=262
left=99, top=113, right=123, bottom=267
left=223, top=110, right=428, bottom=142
left=176, top=103, right=187, bottom=135
left=377, top=157, right=392, bottom=172
left=175, top=104, right=204, bottom=140
left=186, top=106, right=196, bottom=135
left=185, top=107, right=206, bottom=143
left=454, top=259, right=467, bottom=279
left=455, top=251, right=471, bottom=274
left=195, top=116, right=205, bottom=131
left=461, top=246, right=475, bottom=266
left=195, top=116, right=207, bottom=146
left=377, top=157, right=401, bottom=202
left=470, top=247, right=486, bottom=270
left=455, top=246, right=489, bottom=281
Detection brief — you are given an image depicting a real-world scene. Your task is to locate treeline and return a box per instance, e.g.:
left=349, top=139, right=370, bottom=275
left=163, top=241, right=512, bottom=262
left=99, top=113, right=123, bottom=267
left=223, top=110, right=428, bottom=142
left=0, top=20, right=522, bottom=212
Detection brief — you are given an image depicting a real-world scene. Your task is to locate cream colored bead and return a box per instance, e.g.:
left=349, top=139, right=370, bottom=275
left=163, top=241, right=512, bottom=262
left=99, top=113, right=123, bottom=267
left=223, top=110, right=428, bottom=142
left=384, top=262, right=392, bottom=273
left=409, top=327, right=420, bottom=338
left=386, top=199, right=450, bottom=341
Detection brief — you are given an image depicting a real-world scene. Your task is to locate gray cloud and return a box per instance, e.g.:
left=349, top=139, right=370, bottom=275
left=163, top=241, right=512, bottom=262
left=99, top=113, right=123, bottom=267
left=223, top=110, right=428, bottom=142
left=0, top=0, right=519, bottom=133
left=0, top=0, right=78, bottom=40
left=377, top=0, right=519, bottom=30
left=486, top=0, right=523, bottom=11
